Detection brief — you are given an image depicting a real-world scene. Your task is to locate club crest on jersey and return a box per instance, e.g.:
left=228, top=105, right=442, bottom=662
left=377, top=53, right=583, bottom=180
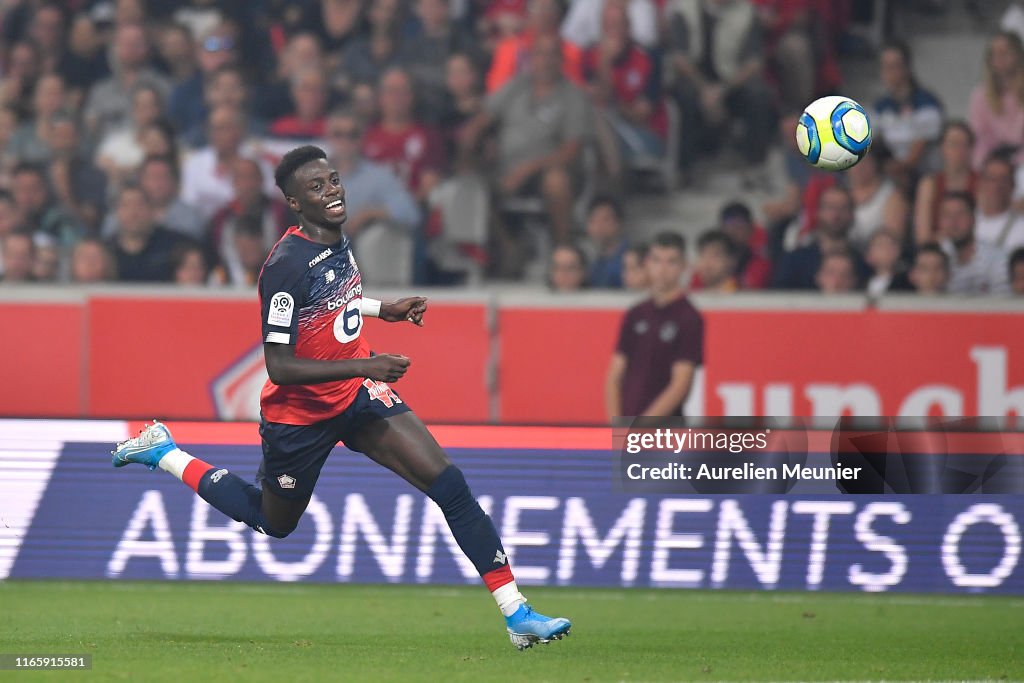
left=268, top=292, right=294, bottom=327
left=277, top=474, right=296, bottom=489
left=362, top=378, right=402, bottom=407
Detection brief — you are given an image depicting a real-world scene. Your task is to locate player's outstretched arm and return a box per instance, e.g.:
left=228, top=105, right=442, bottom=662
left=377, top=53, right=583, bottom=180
left=263, top=342, right=410, bottom=386
left=378, top=297, right=428, bottom=326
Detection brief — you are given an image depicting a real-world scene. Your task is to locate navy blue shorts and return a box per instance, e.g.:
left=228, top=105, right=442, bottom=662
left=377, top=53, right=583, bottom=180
left=257, top=379, right=411, bottom=499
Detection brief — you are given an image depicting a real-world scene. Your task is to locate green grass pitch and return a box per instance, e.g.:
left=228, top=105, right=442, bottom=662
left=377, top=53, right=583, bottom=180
left=1, top=580, right=1021, bottom=682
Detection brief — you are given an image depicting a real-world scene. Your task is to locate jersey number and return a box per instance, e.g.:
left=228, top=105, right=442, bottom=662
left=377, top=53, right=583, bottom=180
left=333, top=299, right=363, bottom=343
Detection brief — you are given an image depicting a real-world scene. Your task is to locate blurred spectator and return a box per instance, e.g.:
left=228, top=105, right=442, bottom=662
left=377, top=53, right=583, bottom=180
left=183, top=64, right=257, bottom=147
left=156, top=23, right=197, bottom=86
left=210, top=215, right=270, bottom=287
left=562, top=0, right=658, bottom=50
left=326, top=109, right=421, bottom=239
left=846, top=144, right=908, bottom=251
left=772, top=186, right=866, bottom=289
left=107, top=184, right=185, bottom=283
left=815, top=250, right=858, bottom=294
left=1010, top=247, right=1024, bottom=295
left=621, top=242, right=649, bottom=290
left=440, top=52, right=485, bottom=170
left=363, top=67, right=445, bottom=201
left=914, top=121, right=978, bottom=246
left=168, top=22, right=238, bottom=138
left=864, top=231, right=911, bottom=298
left=692, top=230, right=739, bottom=293
left=96, top=83, right=166, bottom=185
left=1, top=40, right=44, bottom=120
left=207, top=157, right=291, bottom=285
left=548, top=243, right=589, bottom=291
left=270, top=68, right=329, bottom=140
left=584, top=195, right=628, bottom=288
left=908, top=243, right=950, bottom=296
left=259, top=33, right=326, bottom=122
left=340, top=0, right=403, bottom=92
left=83, top=23, right=170, bottom=140
left=480, top=1, right=529, bottom=51
left=0, top=190, right=22, bottom=239
left=180, top=106, right=276, bottom=222
left=582, top=1, right=665, bottom=174
left=464, top=35, right=593, bottom=244
left=872, top=40, right=943, bottom=180
left=717, top=201, right=772, bottom=289
left=0, top=105, right=20, bottom=177
left=975, top=154, right=1024, bottom=252
left=8, top=73, right=67, bottom=165
left=665, top=0, right=777, bottom=177
left=47, top=114, right=106, bottom=234
left=28, top=3, right=67, bottom=75
left=135, top=155, right=203, bottom=240
left=172, top=242, right=210, bottom=285
left=0, top=232, right=34, bottom=283
left=969, top=31, right=1024, bottom=170
left=299, top=0, right=364, bottom=59
left=762, top=111, right=830, bottom=244
left=401, top=0, right=483, bottom=122
left=70, top=237, right=115, bottom=283
left=139, top=119, right=180, bottom=166
left=938, top=191, right=1010, bottom=295
left=10, top=162, right=79, bottom=246
left=57, top=14, right=110, bottom=104
left=605, top=231, right=703, bottom=418
left=487, top=0, right=585, bottom=93
left=31, top=235, right=60, bottom=282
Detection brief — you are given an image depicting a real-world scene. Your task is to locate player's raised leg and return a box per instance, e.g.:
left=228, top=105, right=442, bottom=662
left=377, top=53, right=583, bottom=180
left=347, top=411, right=572, bottom=650
left=111, top=421, right=305, bottom=538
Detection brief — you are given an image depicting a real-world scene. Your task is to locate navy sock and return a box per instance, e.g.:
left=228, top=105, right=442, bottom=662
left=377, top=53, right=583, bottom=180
left=426, top=465, right=507, bottom=576
left=196, top=469, right=289, bottom=538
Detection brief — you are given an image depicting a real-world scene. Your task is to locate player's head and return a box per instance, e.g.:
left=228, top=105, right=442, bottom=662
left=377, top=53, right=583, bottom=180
left=274, top=145, right=347, bottom=226
left=646, top=231, right=686, bottom=295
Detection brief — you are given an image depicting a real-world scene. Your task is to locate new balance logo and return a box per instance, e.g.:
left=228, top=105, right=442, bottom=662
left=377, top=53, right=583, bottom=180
left=493, top=550, right=507, bottom=565
left=325, top=269, right=335, bottom=284
left=210, top=468, right=228, bottom=484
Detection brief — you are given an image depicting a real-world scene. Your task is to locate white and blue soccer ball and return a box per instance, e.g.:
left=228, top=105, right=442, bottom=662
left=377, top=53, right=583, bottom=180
left=795, top=95, right=872, bottom=171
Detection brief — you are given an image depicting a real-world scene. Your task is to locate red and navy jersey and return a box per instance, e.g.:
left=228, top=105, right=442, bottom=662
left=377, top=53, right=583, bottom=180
left=258, top=226, right=371, bottom=425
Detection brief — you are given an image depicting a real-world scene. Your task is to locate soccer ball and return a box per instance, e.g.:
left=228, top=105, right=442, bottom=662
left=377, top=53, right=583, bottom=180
left=795, top=95, right=872, bottom=171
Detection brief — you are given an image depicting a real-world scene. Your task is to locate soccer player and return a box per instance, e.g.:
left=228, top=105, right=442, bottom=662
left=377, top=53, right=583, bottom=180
left=111, top=145, right=571, bottom=650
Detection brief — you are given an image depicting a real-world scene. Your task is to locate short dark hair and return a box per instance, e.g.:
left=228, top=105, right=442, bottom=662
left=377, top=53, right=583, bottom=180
left=915, top=243, right=950, bottom=271
left=942, top=119, right=975, bottom=147
left=588, top=193, right=624, bottom=221
left=274, top=145, right=327, bottom=196
left=626, top=242, right=648, bottom=260
left=117, top=181, right=150, bottom=206
left=650, top=231, right=686, bottom=255
left=719, top=201, right=752, bottom=224
left=11, top=162, right=46, bottom=180
left=140, top=154, right=180, bottom=181
left=940, top=190, right=975, bottom=213
left=1010, top=247, right=1024, bottom=274
left=697, top=230, right=737, bottom=259
left=881, top=38, right=913, bottom=67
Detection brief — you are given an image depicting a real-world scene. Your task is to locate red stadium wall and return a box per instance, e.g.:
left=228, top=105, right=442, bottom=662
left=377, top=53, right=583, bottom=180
left=2, top=294, right=1023, bottom=423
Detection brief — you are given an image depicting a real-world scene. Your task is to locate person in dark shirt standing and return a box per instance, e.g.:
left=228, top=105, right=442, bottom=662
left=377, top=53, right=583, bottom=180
left=107, top=183, right=185, bottom=282
left=606, top=231, right=704, bottom=418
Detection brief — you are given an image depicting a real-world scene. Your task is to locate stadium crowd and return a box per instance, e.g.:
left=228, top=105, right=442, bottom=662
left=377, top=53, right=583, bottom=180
left=0, top=0, right=1022, bottom=296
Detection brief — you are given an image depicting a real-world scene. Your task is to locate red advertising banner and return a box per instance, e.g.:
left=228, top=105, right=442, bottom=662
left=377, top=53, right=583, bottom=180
left=0, top=303, right=82, bottom=416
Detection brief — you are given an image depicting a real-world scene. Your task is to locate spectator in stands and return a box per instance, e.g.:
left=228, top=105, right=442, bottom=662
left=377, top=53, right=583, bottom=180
left=259, top=33, right=326, bottom=122
left=107, top=183, right=185, bottom=283
left=46, top=114, right=106, bottom=234
left=914, top=121, right=978, bottom=246
left=327, top=109, right=421, bottom=238
left=26, top=3, right=65, bottom=75
left=815, top=250, right=858, bottom=294
left=339, top=0, right=403, bottom=93
left=1010, top=247, right=1024, bottom=294
left=480, top=0, right=529, bottom=51
left=754, top=0, right=839, bottom=112
left=156, top=23, right=197, bottom=87
left=582, top=0, right=665, bottom=174
left=718, top=201, right=771, bottom=289
left=621, top=243, right=649, bottom=291
left=846, top=143, right=909, bottom=252
left=0, top=191, right=22, bottom=240
left=692, top=230, right=739, bottom=293
left=463, top=35, right=594, bottom=244
left=440, top=52, right=485, bottom=170
left=180, top=105, right=276, bottom=222
left=584, top=195, right=628, bottom=288
left=363, top=67, right=446, bottom=202
left=975, top=154, right=1024, bottom=252
left=0, top=105, right=20, bottom=178
left=548, top=243, right=589, bottom=291
left=873, top=39, right=944, bottom=182
left=172, top=242, right=210, bottom=285
left=83, top=22, right=169, bottom=140
left=269, top=68, right=329, bottom=140
left=206, top=157, right=291, bottom=284
left=1, top=40, right=43, bottom=120
left=938, top=191, right=1011, bottom=295
left=908, top=243, right=950, bottom=296
left=761, top=111, right=829, bottom=247
left=32, top=235, right=60, bottom=282
left=182, top=64, right=258, bottom=147
left=772, top=186, right=866, bottom=290
left=96, top=83, right=166, bottom=186
left=10, top=162, right=79, bottom=246
left=168, top=22, right=238, bottom=138
left=134, top=155, right=203, bottom=240
left=8, top=73, right=67, bottom=165
left=0, top=232, right=34, bottom=283
left=210, top=214, right=269, bottom=286
left=606, top=231, right=703, bottom=418
left=487, top=0, right=584, bottom=93
left=401, top=0, right=483, bottom=122
left=665, top=0, right=777, bottom=180
left=57, top=13, right=109, bottom=105
left=864, top=231, right=911, bottom=298
left=562, top=0, right=658, bottom=50
left=299, top=0, right=364, bottom=60
left=70, top=237, right=115, bottom=283
left=969, top=31, right=1024, bottom=170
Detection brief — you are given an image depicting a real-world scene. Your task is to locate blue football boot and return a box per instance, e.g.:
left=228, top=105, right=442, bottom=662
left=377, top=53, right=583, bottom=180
left=505, top=602, right=572, bottom=650
left=111, top=421, right=177, bottom=470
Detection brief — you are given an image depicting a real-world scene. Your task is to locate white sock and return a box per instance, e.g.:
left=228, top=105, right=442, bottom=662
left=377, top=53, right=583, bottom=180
left=493, top=581, right=526, bottom=617
left=157, top=447, right=194, bottom=481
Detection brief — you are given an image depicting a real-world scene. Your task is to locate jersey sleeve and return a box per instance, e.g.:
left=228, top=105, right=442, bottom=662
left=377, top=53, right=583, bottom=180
left=674, top=309, right=704, bottom=366
left=259, top=261, right=305, bottom=345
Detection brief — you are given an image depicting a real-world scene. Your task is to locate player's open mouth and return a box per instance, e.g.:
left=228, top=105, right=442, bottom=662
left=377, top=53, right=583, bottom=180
left=325, top=199, right=345, bottom=215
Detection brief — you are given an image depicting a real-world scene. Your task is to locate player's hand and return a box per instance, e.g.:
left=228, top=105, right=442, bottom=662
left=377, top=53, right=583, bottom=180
left=381, top=297, right=428, bottom=326
left=362, top=354, right=411, bottom=382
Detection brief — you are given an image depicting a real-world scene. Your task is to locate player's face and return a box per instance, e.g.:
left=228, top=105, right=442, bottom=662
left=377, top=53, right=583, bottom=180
left=646, top=245, right=685, bottom=294
left=289, top=159, right=347, bottom=226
